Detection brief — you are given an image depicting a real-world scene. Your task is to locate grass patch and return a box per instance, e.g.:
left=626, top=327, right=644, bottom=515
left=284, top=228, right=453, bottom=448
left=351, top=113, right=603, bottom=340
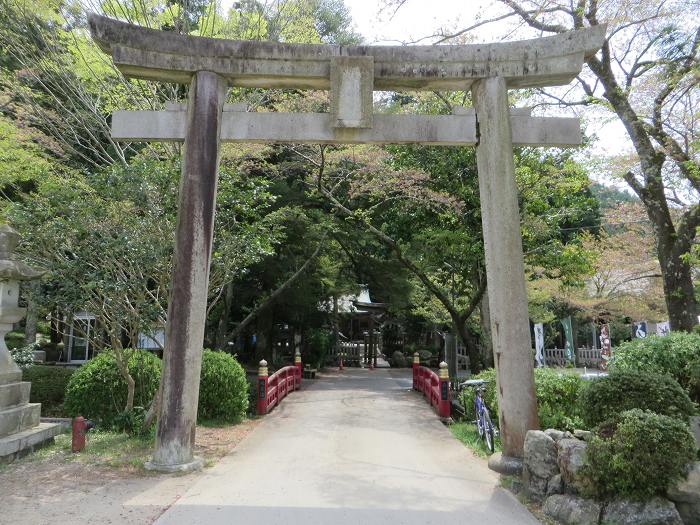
left=449, top=421, right=501, bottom=458
left=198, top=417, right=245, bottom=428
left=32, top=430, right=154, bottom=471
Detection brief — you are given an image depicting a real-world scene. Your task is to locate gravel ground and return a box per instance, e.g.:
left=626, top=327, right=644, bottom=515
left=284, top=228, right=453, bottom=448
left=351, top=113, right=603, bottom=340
left=0, top=419, right=259, bottom=525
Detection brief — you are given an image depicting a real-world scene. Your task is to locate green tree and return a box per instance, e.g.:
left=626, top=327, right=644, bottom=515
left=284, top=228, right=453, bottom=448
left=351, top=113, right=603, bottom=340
left=412, top=0, right=700, bottom=331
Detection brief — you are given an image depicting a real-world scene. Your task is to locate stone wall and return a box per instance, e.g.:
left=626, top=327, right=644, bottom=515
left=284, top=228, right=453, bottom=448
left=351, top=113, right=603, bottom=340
left=522, top=429, right=698, bottom=525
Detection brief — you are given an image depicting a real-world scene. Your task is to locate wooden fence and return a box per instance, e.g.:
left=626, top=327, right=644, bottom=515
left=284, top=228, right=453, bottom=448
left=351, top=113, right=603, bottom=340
left=543, top=347, right=603, bottom=368
left=328, top=339, right=383, bottom=366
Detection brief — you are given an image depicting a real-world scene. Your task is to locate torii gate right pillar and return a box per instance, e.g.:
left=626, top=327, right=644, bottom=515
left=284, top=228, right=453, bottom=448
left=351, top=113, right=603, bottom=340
left=473, top=76, right=539, bottom=466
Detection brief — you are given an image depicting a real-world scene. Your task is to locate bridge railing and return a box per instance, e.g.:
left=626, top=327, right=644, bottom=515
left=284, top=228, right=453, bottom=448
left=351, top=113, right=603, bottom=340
left=257, top=352, right=302, bottom=415
left=412, top=353, right=450, bottom=418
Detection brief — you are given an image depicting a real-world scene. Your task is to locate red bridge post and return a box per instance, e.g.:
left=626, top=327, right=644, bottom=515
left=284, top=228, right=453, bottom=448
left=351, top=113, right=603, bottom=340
left=295, top=349, right=302, bottom=388
left=257, top=359, right=269, bottom=415
left=412, top=352, right=419, bottom=390
left=438, top=361, right=451, bottom=418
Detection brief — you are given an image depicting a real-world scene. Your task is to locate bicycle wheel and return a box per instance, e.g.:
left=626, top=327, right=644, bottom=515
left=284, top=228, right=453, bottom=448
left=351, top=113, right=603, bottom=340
left=483, top=410, right=495, bottom=453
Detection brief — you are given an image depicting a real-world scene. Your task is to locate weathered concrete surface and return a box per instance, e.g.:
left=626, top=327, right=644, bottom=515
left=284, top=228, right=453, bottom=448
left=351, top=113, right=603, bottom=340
left=88, top=14, right=605, bottom=90
left=154, top=369, right=539, bottom=525
left=0, top=381, right=30, bottom=408
left=0, top=422, right=62, bottom=461
left=330, top=56, right=373, bottom=128
left=149, top=71, right=227, bottom=471
left=473, top=76, right=539, bottom=461
left=112, top=108, right=581, bottom=146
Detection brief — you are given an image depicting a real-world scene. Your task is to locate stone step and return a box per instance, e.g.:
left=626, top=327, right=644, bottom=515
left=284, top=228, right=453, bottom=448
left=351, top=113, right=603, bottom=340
left=0, top=421, right=63, bottom=463
left=0, top=370, right=22, bottom=386
left=0, top=381, right=31, bottom=409
left=0, top=403, right=40, bottom=439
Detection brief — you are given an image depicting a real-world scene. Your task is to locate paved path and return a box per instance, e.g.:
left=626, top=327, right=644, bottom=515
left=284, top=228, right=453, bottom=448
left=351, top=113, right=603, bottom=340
left=156, top=369, right=540, bottom=525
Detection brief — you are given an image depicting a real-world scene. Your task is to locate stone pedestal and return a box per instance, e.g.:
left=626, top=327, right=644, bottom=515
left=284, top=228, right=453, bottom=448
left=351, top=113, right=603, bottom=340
left=0, top=225, right=61, bottom=462
left=0, top=373, right=61, bottom=462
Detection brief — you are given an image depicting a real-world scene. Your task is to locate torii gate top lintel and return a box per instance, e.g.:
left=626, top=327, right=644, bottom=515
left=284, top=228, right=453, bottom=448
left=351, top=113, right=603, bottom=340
left=88, top=14, right=605, bottom=90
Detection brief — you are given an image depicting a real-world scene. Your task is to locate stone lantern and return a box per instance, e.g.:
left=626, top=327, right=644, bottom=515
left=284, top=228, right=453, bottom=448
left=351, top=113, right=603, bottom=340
left=0, top=225, right=61, bottom=462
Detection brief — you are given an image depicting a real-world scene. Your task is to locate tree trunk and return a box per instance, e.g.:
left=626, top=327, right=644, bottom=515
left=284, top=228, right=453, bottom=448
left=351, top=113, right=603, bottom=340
left=332, top=295, right=340, bottom=356
left=112, top=344, right=136, bottom=413
left=451, top=311, right=482, bottom=374
left=659, top=242, right=698, bottom=331
left=479, top=289, right=494, bottom=368
left=215, top=282, right=235, bottom=349
left=23, top=282, right=39, bottom=346
left=255, top=307, right=274, bottom=364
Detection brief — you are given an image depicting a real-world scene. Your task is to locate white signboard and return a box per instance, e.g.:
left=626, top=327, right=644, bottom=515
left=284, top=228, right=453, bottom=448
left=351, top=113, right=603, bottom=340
left=534, top=323, right=545, bottom=367
left=634, top=321, right=648, bottom=338
left=656, top=321, right=670, bottom=336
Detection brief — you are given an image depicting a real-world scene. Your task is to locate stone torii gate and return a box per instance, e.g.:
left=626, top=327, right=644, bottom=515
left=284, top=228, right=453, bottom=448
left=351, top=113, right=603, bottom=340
left=88, top=15, right=604, bottom=473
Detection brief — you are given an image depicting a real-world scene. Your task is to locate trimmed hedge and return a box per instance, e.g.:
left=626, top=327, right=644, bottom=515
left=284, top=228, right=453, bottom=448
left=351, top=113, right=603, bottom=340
left=609, top=333, right=700, bottom=401
left=581, top=409, right=696, bottom=500
left=64, top=349, right=250, bottom=429
left=22, top=365, right=75, bottom=417
left=459, top=367, right=584, bottom=430
left=198, top=350, right=249, bottom=423
left=64, top=350, right=161, bottom=427
left=578, top=369, right=697, bottom=428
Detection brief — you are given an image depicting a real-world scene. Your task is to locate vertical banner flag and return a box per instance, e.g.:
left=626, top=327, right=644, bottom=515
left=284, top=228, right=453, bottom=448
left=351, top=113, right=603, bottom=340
left=656, top=321, right=670, bottom=336
left=534, top=323, right=545, bottom=367
left=600, top=324, right=612, bottom=371
left=634, top=321, right=648, bottom=338
left=561, top=317, right=574, bottom=363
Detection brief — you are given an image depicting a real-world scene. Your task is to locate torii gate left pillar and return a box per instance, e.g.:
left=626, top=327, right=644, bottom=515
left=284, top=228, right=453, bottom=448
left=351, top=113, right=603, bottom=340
left=146, top=71, right=227, bottom=471
left=89, top=14, right=604, bottom=472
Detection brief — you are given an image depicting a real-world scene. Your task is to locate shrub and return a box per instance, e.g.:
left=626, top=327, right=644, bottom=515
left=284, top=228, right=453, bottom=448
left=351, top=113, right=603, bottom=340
left=534, top=368, right=584, bottom=430
left=307, top=328, right=334, bottom=368
left=579, top=369, right=696, bottom=428
left=64, top=350, right=161, bottom=427
left=10, top=342, right=38, bottom=370
left=688, top=360, right=700, bottom=405
left=22, top=365, right=75, bottom=417
left=198, top=350, right=249, bottom=423
left=459, top=367, right=584, bottom=430
left=609, top=333, right=700, bottom=399
left=581, top=409, right=696, bottom=500
left=247, top=377, right=258, bottom=416
left=113, top=406, right=151, bottom=437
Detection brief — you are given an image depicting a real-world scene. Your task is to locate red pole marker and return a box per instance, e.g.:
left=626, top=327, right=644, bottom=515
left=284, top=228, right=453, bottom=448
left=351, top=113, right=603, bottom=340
left=257, top=359, right=269, bottom=415
left=438, top=362, right=451, bottom=418
left=412, top=352, right=419, bottom=390
left=72, top=416, right=87, bottom=453
left=294, top=350, right=302, bottom=388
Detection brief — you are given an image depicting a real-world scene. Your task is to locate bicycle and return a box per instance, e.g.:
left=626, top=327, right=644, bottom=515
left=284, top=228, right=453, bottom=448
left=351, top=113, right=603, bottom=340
left=460, top=379, right=498, bottom=453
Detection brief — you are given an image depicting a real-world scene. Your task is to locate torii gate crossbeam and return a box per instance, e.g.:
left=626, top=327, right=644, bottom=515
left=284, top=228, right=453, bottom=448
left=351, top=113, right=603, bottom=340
left=88, top=15, right=604, bottom=474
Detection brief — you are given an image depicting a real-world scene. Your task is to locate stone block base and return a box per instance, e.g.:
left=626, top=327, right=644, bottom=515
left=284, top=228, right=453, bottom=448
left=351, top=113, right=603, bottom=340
left=0, top=370, right=22, bottom=386
left=0, top=403, right=41, bottom=438
left=0, top=421, right=63, bottom=463
left=488, top=452, right=523, bottom=476
left=0, top=381, right=30, bottom=408
left=144, top=456, right=204, bottom=473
